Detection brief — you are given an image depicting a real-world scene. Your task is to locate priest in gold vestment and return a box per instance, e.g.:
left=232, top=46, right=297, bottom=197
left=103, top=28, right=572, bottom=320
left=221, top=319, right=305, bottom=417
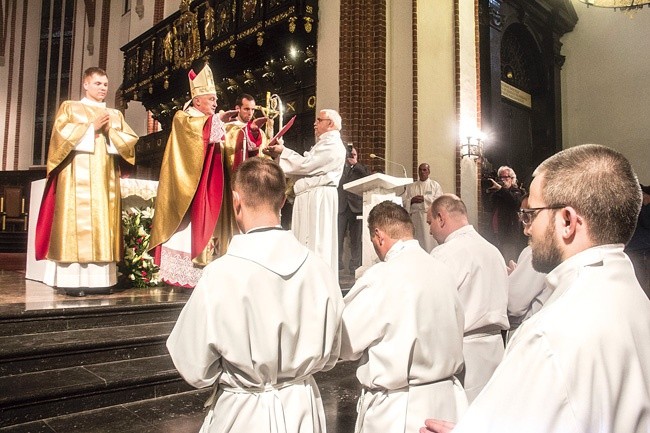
left=35, top=67, right=138, bottom=293
left=224, top=93, right=269, bottom=172
left=148, top=64, right=236, bottom=288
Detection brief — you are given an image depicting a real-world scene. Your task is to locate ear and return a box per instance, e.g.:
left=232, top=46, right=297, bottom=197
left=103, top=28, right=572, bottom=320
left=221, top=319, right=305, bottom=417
left=374, top=227, right=384, bottom=245
left=232, top=190, right=242, bottom=215
left=557, top=206, right=580, bottom=241
left=436, top=211, right=445, bottom=227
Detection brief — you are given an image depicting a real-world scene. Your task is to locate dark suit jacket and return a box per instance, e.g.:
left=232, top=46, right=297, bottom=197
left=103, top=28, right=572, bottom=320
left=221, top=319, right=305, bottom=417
left=338, top=162, right=371, bottom=214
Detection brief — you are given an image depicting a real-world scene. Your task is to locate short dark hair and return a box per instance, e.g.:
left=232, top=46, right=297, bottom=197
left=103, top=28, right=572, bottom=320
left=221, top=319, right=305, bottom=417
left=232, top=158, right=286, bottom=212
left=237, top=94, right=255, bottom=106
left=83, top=67, right=107, bottom=80
left=368, top=201, right=414, bottom=239
left=431, top=194, right=468, bottom=216
left=534, top=144, right=641, bottom=245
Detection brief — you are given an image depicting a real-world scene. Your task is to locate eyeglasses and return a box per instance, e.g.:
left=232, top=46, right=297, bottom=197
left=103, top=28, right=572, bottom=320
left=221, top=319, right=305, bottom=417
left=499, top=176, right=513, bottom=180
left=316, top=118, right=331, bottom=123
left=517, top=205, right=566, bottom=226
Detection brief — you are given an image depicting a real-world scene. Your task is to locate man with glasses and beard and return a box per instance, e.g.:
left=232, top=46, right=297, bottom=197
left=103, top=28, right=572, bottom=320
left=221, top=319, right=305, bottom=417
left=421, top=144, right=650, bottom=433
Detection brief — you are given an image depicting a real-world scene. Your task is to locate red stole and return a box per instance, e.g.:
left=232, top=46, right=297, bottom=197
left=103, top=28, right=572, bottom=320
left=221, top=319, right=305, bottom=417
left=190, top=119, right=225, bottom=259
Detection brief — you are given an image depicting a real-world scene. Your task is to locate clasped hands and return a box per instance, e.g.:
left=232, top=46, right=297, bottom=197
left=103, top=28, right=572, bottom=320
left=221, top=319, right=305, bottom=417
left=94, top=111, right=111, bottom=134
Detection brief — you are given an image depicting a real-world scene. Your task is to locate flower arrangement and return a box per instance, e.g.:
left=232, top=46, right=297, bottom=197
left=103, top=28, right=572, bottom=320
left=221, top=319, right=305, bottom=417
left=119, top=206, right=161, bottom=288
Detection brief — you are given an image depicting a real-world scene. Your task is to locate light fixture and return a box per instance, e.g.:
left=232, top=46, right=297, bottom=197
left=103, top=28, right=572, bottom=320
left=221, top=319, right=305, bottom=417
left=460, top=135, right=484, bottom=159
left=579, top=0, right=650, bottom=10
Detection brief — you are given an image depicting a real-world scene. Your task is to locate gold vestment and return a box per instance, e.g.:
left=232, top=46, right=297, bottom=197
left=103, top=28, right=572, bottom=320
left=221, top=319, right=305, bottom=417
left=45, top=100, right=138, bottom=263
left=149, top=109, right=236, bottom=265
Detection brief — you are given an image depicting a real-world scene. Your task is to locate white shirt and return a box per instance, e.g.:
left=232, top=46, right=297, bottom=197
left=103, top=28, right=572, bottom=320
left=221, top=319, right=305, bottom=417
left=341, top=239, right=467, bottom=432
left=454, top=245, right=650, bottom=433
left=278, top=130, right=347, bottom=276
left=430, top=225, right=508, bottom=401
left=167, top=229, right=344, bottom=433
left=507, top=246, right=551, bottom=329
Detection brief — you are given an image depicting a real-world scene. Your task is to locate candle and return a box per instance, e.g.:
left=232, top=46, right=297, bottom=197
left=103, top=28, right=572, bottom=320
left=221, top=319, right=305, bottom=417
left=21, top=197, right=25, bottom=214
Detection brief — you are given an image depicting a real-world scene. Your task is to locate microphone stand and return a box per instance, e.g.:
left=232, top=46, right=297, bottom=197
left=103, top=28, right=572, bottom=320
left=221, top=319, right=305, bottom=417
left=370, top=154, right=409, bottom=178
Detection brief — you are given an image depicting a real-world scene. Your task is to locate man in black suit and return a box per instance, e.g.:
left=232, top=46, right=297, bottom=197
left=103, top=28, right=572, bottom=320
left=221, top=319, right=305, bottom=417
left=338, top=146, right=371, bottom=274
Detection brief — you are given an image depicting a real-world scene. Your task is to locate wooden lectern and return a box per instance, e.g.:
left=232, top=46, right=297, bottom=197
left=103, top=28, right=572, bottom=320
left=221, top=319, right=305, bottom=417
left=343, top=173, right=413, bottom=277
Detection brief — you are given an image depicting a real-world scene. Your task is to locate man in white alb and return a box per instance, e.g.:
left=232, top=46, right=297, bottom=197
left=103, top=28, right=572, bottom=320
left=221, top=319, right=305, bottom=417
left=423, top=144, right=650, bottom=433
left=341, top=200, right=467, bottom=433
left=167, top=157, right=344, bottom=433
left=427, top=194, right=509, bottom=403
left=265, top=109, right=346, bottom=278
left=402, top=163, right=442, bottom=252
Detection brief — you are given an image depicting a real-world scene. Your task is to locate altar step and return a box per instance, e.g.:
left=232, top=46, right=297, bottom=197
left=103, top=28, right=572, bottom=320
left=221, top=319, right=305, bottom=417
left=0, top=301, right=191, bottom=428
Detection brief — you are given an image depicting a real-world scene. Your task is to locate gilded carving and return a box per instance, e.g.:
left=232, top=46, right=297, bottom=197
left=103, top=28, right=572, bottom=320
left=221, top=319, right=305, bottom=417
left=163, top=28, right=174, bottom=62
left=307, top=95, right=316, bottom=109
left=172, top=0, right=201, bottom=69
left=256, top=31, right=264, bottom=46
left=288, top=16, right=296, bottom=33
left=304, top=17, right=313, bottom=33
left=142, top=48, right=152, bottom=74
left=204, top=5, right=215, bottom=40
left=242, top=0, right=258, bottom=22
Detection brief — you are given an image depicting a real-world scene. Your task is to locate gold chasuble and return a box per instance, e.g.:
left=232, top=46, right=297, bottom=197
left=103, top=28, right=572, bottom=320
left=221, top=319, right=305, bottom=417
left=224, top=120, right=268, bottom=172
left=38, top=99, right=137, bottom=264
left=148, top=108, right=236, bottom=266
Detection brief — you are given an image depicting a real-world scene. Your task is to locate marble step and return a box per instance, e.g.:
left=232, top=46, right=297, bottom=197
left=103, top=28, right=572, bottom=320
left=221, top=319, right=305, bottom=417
left=0, top=388, right=210, bottom=433
left=0, top=354, right=192, bottom=428
left=0, top=321, right=176, bottom=375
left=0, top=301, right=184, bottom=337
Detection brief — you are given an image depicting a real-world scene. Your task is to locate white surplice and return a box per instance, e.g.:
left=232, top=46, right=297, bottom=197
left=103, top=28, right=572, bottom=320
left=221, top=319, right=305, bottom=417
left=453, top=245, right=650, bottom=433
left=430, top=225, right=509, bottom=402
left=506, top=245, right=551, bottom=339
left=167, top=229, right=344, bottom=433
left=401, top=179, right=443, bottom=253
left=341, top=239, right=467, bottom=433
left=278, top=130, right=346, bottom=279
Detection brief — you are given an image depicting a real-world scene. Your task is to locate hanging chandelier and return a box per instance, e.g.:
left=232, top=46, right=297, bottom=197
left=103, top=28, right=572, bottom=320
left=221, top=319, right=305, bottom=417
left=579, top=0, right=650, bottom=10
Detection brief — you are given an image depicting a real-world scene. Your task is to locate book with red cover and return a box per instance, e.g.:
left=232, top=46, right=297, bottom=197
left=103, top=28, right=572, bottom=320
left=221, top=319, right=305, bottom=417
left=268, top=115, right=296, bottom=146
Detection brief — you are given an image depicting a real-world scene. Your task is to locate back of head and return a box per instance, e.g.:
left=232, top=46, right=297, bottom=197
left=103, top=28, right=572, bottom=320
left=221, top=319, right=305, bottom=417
left=232, top=158, right=286, bottom=212
left=534, top=144, right=641, bottom=245
left=368, top=201, right=414, bottom=239
left=431, top=194, right=468, bottom=219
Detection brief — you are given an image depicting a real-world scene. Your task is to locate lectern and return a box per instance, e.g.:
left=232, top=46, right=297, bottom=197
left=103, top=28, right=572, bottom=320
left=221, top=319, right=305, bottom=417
left=343, top=173, right=413, bottom=277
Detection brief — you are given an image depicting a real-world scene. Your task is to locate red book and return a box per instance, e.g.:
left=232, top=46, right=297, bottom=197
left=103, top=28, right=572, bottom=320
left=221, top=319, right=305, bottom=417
left=268, top=115, right=296, bottom=146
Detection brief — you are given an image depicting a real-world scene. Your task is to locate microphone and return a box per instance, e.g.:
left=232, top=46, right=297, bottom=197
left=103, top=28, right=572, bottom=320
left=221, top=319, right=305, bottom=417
left=370, top=153, right=408, bottom=178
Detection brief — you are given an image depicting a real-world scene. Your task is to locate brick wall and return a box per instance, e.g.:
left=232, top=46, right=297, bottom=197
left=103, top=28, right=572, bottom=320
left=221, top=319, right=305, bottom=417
left=339, top=0, right=387, bottom=172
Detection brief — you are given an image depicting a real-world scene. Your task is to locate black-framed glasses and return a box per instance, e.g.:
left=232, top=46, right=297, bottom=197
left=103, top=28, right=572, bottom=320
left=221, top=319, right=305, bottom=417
left=517, top=205, right=567, bottom=226
left=316, top=118, right=331, bottom=123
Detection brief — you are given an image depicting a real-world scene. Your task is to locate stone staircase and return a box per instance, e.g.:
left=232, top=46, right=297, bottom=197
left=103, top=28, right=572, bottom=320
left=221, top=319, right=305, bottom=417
left=0, top=300, right=199, bottom=429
